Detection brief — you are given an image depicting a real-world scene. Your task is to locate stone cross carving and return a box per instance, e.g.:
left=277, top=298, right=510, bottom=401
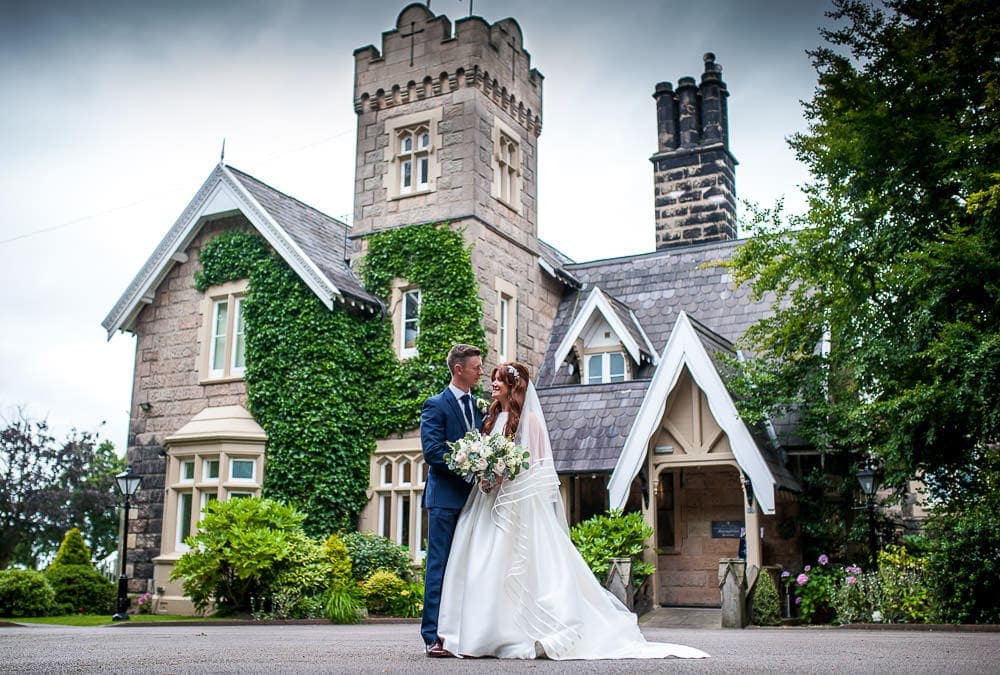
left=507, top=34, right=517, bottom=77
left=400, top=21, right=424, bottom=67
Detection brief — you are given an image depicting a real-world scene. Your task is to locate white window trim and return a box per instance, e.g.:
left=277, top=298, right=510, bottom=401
left=383, top=108, right=443, bottom=200
left=380, top=460, right=393, bottom=487
left=203, top=458, right=220, bottom=483
left=398, top=459, right=412, bottom=487
left=491, top=116, right=523, bottom=213
left=175, top=491, right=193, bottom=551
left=494, top=277, right=518, bottom=362
left=179, top=459, right=195, bottom=483
left=400, top=288, right=421, bottom=359
left=229, top=457, right=257, bottom=482
left=199, top=279, right=250, bottom=383
left=378, top=493, right=391, bottom=539
left=585, top=351, right=628, bottom=384
left=227, top=490, right=254, bottom=499
left=395, top=493, right=411, bottom=547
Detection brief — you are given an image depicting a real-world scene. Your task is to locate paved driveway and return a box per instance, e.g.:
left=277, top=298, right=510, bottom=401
left=1, top=622, right=997, bottom=674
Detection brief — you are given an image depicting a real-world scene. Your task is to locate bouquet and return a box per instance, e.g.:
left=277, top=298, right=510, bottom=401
left=444, top=430, right=531, bottom=486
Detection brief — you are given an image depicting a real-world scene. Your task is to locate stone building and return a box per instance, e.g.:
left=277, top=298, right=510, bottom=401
left=103, top=3, right=805, bottom=613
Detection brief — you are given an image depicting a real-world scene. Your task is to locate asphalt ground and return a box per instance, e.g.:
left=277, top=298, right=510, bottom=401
left=1, top=622, right=997, bottom=674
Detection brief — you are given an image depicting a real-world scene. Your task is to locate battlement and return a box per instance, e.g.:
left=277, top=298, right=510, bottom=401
left=353, top=3, right=543, bottom=135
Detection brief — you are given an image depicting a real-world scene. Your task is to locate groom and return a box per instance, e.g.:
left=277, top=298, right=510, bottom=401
left=420, top=343, right=484, bottom=657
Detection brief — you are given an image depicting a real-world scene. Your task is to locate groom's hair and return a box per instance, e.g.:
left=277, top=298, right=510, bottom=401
left=447, top=344, right=481, bottom=373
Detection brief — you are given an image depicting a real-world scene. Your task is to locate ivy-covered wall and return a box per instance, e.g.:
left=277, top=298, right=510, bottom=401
left=194, top=223, right=486, bottom=536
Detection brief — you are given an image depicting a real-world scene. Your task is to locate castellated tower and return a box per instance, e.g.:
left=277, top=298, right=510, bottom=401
left=351, top=4, right=562, bottom=374
left=650, top=53, right=737, bottom=249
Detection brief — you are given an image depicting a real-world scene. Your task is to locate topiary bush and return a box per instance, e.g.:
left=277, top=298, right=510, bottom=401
left=341, top=531, right=412, bottom=582
left=361, top=569, right=406, bottom=615
left=750, top=568, right=782, bottom=626
left=0, top=569, right=56, bottom=617
left=50, top=528, right=92, bottom=567
left=569, top=509, right=655, bottom=588
left=44, top=528, right=115, bottom=614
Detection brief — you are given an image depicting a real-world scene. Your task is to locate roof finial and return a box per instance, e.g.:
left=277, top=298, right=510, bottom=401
left=220, top=138, right=226, bottom=165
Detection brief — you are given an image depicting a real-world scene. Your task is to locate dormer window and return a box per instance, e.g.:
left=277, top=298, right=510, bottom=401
left=586, top=351, right=627, bottom=384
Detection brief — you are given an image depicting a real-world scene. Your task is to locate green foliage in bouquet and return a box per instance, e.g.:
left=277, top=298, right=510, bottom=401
left=341, top=531, right=413, bottom=582
left=0, top=569, right=55, bottom=617
left=569, top=510, right=655, bottom=588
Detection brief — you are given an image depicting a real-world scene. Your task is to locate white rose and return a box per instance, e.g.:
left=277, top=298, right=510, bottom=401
left=476, top=457, right=488, bottom=472
left=454, top=450, right=467, bottom=465
left=494, top=459, right=506, bottom=475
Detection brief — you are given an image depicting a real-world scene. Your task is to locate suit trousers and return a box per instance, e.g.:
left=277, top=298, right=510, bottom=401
left=421, top=505, right=462, bottom=645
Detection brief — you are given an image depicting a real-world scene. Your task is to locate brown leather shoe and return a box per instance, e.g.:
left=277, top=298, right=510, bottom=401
left=426, top=639, right=455, bottom=658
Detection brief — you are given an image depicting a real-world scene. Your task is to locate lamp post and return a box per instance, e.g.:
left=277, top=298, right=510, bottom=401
left=855, top=458, right=878, bottom=572
left=112, top=466, right=143, bottom=621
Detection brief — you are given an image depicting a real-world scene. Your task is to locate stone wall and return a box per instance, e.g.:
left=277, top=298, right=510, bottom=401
left=123, top=215, right=251, bottom=591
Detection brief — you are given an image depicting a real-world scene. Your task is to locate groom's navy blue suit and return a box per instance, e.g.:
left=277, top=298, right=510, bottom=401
left=420, top=387, right=482, bottom=646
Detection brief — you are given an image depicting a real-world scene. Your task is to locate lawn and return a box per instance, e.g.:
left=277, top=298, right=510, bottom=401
left=11, top=614, right=215, bottom=627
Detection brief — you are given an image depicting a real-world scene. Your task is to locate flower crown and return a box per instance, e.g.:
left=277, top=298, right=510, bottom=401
left=505, top=364, right=520, bottom=381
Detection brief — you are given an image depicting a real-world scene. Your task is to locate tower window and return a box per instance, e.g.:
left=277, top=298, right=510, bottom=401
left=397, top=126, right=431, bottom=194
left=491, top=117, right=523, bottom=212
left=382, top=108, right=443, bottom=201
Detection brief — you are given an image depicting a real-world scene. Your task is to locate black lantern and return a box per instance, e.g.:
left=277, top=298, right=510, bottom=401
left=855, top=458, right=878, bottom=572
left=112, top=466, right=143, bottom=621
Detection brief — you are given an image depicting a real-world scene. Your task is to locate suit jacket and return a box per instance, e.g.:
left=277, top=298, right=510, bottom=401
left=421, top=387, right=483, bottom=509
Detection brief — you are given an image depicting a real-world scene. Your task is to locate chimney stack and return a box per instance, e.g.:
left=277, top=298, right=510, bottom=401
left=650, top=53, right=737, bottom=250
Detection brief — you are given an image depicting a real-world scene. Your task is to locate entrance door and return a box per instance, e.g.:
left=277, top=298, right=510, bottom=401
left=656, top=466, right=744, bottom=606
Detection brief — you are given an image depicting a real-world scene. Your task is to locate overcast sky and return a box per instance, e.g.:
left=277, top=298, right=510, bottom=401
left=0, top=0, right=834, bottom=453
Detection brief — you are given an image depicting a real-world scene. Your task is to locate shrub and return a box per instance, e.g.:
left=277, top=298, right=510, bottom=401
left=50, top=528, right=92, bottom=567
left=750, top=569, right=781, bottom=626
left=44, top=565, right=115, bottom=615
left=830, top=565, right=880, bottom=624
left=925, top=499, right=1000, bottom=624
left=876, top=545, right=932, bottom=623
left=341, top=532, right=412, bottom=582
left=323, top=534, right=353, bottom=588
left=324, top=586, right=363, bottom=624
left=388, top=581, right=424, bottom=618
left=0, top=569, right=56, bottom=617
left=170, top=497, right=328, bottom=614
left=361, top=569, right=406, bottom=614
left=786, top=554, right=841, bottom=624
left=569, top=510, right=655, bottom=588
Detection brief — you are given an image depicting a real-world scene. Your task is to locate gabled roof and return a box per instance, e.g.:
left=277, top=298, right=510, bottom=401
left=552, top=286, right=657, bottom=368
left=102, top=164, right=381, bottom=337
left=537, top=380, right=650, bottom=473
left=538, top=239, right=775, bottom=386
left=607, top=311, right=790, bottom=514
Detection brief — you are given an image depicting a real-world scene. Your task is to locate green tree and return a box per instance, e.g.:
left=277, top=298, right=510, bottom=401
left=50, top=528, right=91, bottom=567
left=726, top=0, right=999, bottom=498
left=1, top=412, right=122, bottom=568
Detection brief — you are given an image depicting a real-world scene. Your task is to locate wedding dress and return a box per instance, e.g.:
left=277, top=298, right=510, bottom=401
left=436, top=384, right=708, bottom=660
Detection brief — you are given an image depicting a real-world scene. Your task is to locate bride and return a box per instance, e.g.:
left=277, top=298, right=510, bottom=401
left=436, top=361, right=709, bottom=660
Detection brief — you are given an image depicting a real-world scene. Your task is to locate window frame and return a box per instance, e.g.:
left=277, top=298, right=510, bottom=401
left=229, top=458, right=256, bottom=482
left=400, top=288, right=421, bottom=358
left=494, top=277, right=518, bottom=363
left=491, top=116, right=523, bottom=212
left=585, top=351, right=629, bottom=384
left=383, top=109, right=442, bottom=201
left=200, top=279, right=249, bottom=383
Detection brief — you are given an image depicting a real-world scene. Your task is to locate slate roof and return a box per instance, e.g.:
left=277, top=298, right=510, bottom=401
left=537, top=238, right=581, bottom=288
left=227, top=166, right=380, bottom=308
left=535, top=238, right=799, bottom=485
left=538, top=380, right=650, bottom=473
left=538, top=238, right=774, bottom=385
left=603, top=291, right=655, bottom=361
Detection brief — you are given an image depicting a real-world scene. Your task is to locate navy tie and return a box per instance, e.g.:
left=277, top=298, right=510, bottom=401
left=461, top=394, right=474, bottom=429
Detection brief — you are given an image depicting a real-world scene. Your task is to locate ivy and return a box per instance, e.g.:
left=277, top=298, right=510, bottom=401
left=362, top=221, right=488, bottom=430
left=194, top=223, right=485, bottom=537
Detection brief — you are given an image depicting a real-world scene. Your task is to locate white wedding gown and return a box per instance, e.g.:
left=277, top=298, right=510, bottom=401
left=437, top=409, right=708, bottom=660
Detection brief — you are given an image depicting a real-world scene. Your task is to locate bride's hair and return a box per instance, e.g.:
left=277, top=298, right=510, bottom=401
left=483, top=361, right=530, bottom=437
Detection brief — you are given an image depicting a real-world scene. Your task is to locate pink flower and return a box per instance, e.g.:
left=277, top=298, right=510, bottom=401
left=781, top=570, right=790, bottom=579
left=796, top=573, right=809, bottom=586
left=818, top=554, right=829, bottom=565
left=846, top=576, right=857, bottom=584
left=795, top=597, right=802, bottom=605
left=804, top=565, right=811, bottom=572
